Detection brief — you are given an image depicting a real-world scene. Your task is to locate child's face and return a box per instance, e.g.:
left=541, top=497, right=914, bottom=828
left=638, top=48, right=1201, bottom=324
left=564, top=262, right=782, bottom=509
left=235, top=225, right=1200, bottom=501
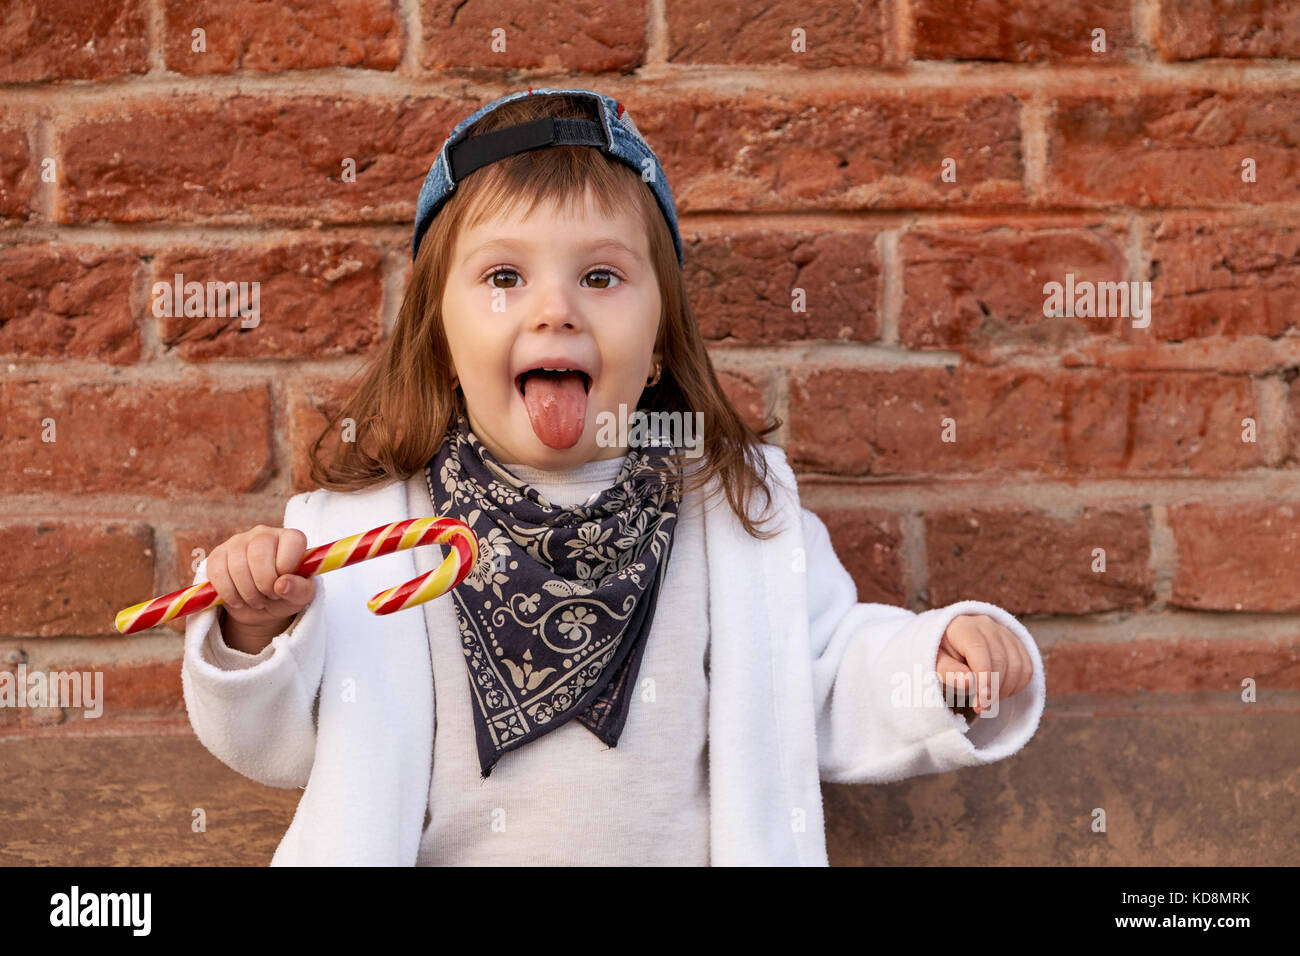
left=440, top=186, right=663, bottom=470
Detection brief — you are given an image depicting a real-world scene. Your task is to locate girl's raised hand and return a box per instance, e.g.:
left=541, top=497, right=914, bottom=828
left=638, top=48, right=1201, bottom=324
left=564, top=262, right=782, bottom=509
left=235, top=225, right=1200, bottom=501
left=205, top=525, right=317, bottom=636
left=934, top=613, right=1033, bottom=717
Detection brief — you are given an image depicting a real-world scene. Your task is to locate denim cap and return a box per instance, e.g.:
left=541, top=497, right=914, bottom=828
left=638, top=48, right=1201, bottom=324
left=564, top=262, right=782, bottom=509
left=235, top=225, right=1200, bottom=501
left=411, top=87, right=683, bottom=267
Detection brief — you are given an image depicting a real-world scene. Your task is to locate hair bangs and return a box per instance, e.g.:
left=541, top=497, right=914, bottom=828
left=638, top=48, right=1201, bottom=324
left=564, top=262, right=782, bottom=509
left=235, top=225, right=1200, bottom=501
left=457, top=146, right=664, bottom=258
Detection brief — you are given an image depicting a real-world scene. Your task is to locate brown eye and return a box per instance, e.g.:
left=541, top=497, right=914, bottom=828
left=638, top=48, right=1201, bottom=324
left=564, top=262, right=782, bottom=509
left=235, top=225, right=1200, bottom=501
left=584, top=269, right=620, bottom=289
left=488, top=269, right=519, bottom=288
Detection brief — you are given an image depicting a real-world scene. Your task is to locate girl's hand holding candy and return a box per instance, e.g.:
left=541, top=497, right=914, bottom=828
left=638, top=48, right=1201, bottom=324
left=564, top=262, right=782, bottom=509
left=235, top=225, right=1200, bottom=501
left=116, top=517, right=477, bottom=643
left=207, top=525, right=318, bottom=653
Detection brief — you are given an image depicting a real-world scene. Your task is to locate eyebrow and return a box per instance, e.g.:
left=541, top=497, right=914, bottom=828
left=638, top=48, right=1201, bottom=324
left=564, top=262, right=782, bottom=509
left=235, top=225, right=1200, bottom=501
left=464, top=237, right=644, bottom=261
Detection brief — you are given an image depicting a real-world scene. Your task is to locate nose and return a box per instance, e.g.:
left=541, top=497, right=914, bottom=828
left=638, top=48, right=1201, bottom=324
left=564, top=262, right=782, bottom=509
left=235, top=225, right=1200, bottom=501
left=527, top=273, right=584, bottom=332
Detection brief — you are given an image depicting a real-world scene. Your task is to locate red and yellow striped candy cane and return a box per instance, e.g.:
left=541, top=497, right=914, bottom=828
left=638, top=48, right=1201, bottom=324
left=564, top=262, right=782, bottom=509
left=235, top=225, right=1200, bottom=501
left=114, top=516, right=478, bottom=635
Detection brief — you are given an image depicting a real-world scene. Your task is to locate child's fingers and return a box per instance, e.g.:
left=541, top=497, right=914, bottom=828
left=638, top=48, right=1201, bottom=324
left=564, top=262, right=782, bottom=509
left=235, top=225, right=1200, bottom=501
left=273, top=573, right=316, bottom=607
left=246, top=532, right=282, bottom=605
left=982, top=624, right=1011, bottom=702
left=985, top=621, right=1032, bottom=700
left=269, top=531, right=313, bottom=608
left=934, top=651, right=970, bottom=685
left=945, top=616, right=993, bottom=698
left=1007, top=628, right=1034, bottom=697
left=206, top=546, right=243, bottom=609
left=275, top=528, right=308, bottom=578
left=228, top=551, right=265, bottom=609
left=207, top=528, right=317, bottom=623
left=225, top=542, right=265, bottom=609
left=982, top=626, right=1018, bottom=704
left=991, top=629, right=1020, bottom=699
left=934, top=651, right=976, bottom=707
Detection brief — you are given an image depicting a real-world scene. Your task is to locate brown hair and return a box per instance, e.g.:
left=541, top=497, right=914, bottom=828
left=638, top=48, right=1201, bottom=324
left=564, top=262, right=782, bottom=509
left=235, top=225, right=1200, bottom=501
left=307, top=93, right=785, bottom=538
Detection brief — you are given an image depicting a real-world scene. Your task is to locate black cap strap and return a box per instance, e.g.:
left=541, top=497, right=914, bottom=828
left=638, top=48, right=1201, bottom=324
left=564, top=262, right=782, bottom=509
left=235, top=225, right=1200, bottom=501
left=447, top=116, right=607, bottom=183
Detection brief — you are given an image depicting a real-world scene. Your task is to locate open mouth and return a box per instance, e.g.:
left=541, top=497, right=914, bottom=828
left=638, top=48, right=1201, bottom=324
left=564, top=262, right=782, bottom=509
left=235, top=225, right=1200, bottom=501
left=515, top=368, right=593, bottom=397
left=513, top=366, right=593, bottom=450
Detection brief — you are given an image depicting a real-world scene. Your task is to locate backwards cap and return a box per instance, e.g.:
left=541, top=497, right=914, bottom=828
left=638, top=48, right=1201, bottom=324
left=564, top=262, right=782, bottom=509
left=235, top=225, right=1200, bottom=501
left=411, top=87, right=684, bottom=267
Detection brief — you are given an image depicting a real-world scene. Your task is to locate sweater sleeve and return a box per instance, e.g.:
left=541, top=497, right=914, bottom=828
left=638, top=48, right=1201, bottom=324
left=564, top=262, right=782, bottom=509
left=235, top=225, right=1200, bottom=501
left=202, top=608, right=300, bottom=670
left=802, top=507, right=1046, bottom=785
left=180, top=491, right=327, bottom=789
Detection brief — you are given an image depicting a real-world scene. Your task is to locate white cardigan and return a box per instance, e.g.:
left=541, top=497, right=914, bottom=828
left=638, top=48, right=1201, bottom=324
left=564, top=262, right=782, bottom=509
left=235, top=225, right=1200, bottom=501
left=181, top=442, right=1046, bottom=866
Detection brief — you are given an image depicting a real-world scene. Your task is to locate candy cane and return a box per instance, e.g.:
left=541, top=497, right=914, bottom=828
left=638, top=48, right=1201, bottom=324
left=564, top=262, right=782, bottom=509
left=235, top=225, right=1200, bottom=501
left=114, top=516, right=478, bottom=635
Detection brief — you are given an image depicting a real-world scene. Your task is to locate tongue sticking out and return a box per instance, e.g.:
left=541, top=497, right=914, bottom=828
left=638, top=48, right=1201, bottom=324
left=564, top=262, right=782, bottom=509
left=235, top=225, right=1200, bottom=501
left=521, top=371, right=588, bottom=449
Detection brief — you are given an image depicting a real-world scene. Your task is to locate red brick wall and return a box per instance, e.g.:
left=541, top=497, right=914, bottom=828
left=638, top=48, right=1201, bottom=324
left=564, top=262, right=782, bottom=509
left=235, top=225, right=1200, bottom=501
left=1, top=0, right=1298, bottom=732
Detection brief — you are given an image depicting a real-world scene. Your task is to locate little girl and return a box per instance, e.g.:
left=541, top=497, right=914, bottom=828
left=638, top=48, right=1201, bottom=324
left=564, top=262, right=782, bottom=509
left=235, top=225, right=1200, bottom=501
left=181, top=87, right=1046, bottom=866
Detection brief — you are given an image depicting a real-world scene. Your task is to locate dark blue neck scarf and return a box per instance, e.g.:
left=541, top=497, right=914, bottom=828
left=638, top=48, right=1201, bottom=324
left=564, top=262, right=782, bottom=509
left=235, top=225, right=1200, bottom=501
left=425, top=415, right=682, bottom=778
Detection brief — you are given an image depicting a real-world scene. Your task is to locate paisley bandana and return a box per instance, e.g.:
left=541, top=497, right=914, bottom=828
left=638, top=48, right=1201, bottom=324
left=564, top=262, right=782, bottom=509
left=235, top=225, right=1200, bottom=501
left=425, top=415, right=683, bottom=778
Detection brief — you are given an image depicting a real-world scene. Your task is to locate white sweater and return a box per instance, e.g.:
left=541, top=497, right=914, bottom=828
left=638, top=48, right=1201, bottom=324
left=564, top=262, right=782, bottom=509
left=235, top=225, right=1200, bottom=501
left=183, top=441, right=1046, bottom=866
left=206, top=455, right=711, bottom=864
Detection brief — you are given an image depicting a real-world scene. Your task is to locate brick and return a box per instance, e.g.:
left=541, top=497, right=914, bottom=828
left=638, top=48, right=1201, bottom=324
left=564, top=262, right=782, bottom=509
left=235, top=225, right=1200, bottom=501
left=790, top=367, right=1057, bottom=475
left=1065, top=372, right=1265, bottom=473
left=809, top=506, right=905, bottom=605
left=1047, top=90, right=1300, bottom=207
left=0, top=521, right=153, bottom=637
left=420, top=0, right=646, bottom=72
left=0, top=667, right=62, bottom=728
left=164, top=0, right=401, bottom=74
left=60, top=95, right=466, bottom=225
left=637, top=92, right=1024, bottom=213
left=0, top=659, right=63, bottom=728
left=690, top=231, right=881, bottom=343
left=1146, top=221, right=1300, bottom=341
left=899, top=225, right=1128, bottom=354
left=1157, top=0, right=1300, bottom=60
left=0, top=0, right=147, bottom=82
left=666, top=0, right=888, bottom=68
left=913, top=0, right=1133, bottom=62
left=288, top=379, right=362, bottom=492
left=151, top=242, right=384, bottom=360
left=1288, top=374, right=1300, bottom=461
left=4, top=661, right=187, bottom=719
left=0, top=381, right=275, bottom=497
left=6, top=661, right=187, bottom=719
left=0, top=124, right=35, bottom=220
left=1170, top=503, right=1300, bottom=611
left=925, top=507, right=1153, bottom=614
left=715, top=369, right=772, bottom=436
left=787, top=367, right=1264, bottom=476
left=99, top=661, right=185, bottom=716
left=0, top=246, right=141, bottom=364
left=1045, top=638, right=1300, bottom=694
